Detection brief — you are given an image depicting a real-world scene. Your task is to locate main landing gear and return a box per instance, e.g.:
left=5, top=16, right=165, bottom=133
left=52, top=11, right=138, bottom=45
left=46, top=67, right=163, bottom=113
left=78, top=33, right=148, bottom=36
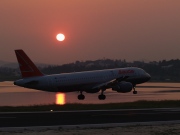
left=78, top=91, right=85, bottom=100
left=98, top=89, right=106, bottom=100
left=78, top=89, right=107, bottom=100
left=133, top=86, right=137, bottom=94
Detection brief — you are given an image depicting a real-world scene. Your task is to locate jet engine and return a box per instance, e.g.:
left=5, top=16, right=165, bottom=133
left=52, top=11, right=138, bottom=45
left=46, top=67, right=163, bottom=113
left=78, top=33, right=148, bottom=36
left=112, top=82, right=133, bottom=93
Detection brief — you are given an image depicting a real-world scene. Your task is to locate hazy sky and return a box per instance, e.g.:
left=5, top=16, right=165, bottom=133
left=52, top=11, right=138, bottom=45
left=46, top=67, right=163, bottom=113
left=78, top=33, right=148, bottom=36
left=0, top=0, right=180, bottom=64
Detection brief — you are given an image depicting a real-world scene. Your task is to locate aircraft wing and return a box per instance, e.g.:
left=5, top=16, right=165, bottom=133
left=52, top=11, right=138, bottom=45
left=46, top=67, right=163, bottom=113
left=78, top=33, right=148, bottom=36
left=92, top=76, right=129, bottom=90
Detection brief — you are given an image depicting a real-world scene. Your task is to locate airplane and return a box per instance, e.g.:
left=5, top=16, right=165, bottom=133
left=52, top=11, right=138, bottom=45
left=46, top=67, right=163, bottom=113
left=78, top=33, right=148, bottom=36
left=14, top=49, right=151, bottom=100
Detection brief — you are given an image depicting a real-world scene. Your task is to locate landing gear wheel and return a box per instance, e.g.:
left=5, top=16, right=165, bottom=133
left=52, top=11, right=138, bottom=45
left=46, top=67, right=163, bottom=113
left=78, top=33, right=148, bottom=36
left=78, top=91, right=85, bottom=100
left=78, top=94, right=85, bottom=100
left=133, top=91, right=137, bottom=94
left=98, top=94, right=106, bottom=100
left=133, top=86, right=137, bottom=94
left=98, top=88, right=106, bottom=100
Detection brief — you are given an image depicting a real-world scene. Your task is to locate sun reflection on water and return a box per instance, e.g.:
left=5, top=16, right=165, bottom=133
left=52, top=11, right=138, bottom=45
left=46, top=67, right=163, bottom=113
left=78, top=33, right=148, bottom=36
left=56, top=93, right=65, bottom=105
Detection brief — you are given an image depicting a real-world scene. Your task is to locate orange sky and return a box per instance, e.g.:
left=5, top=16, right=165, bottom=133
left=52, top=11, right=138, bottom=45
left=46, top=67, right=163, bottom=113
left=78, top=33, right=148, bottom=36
left=0, top=0, right=180, bottom=64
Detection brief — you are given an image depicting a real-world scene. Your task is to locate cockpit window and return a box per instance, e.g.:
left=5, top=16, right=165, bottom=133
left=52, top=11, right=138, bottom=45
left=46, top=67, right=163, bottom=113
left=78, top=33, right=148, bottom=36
left=140, top=69, right=146, bottom=74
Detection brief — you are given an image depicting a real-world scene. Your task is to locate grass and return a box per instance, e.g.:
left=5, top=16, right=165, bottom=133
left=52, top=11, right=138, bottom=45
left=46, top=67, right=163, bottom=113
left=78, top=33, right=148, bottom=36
left=0, top=100, right=180, bottom=112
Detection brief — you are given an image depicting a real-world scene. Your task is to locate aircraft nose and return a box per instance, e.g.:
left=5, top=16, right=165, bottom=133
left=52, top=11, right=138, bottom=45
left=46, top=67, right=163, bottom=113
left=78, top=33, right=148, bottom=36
left=146, top=73, right=151, bottom=81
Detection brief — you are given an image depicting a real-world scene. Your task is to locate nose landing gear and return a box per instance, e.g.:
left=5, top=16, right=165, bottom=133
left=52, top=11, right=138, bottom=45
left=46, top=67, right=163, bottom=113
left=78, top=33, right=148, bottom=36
left=133, top=86, right=137, bottom=94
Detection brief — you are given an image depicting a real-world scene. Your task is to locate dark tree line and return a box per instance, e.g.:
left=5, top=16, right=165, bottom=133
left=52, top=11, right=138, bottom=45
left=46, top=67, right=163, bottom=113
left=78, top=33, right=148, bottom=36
left=1, top=59, right=180, bottom=82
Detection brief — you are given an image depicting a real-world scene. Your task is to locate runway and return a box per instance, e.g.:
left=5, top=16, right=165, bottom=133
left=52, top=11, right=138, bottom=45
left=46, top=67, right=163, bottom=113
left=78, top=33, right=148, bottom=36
left=1, top=108, right=180, bottom=127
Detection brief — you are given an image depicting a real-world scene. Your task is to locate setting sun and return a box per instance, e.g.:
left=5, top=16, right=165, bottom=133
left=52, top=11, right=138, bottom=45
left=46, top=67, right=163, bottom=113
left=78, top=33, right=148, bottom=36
left=56, top=33, right=65, bottom=41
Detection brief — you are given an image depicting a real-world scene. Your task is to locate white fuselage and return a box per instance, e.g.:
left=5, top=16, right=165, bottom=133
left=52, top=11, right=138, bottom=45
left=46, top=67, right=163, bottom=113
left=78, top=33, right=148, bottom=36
left=14, top=67, right=150, bottom=93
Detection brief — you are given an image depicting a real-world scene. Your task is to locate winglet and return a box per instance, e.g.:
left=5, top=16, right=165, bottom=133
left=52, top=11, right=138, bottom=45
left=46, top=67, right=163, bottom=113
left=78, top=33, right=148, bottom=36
left=15, top=49, right=44, bottom=78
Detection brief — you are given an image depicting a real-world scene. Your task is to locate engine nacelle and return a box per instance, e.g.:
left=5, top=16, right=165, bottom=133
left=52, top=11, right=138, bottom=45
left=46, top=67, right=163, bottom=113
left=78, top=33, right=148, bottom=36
left=112, top=82, right=133, bottom=93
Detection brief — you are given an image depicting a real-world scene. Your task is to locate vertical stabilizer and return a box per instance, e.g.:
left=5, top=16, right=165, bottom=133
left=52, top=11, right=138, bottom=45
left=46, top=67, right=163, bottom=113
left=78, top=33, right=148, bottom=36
left=15, top=49, right=44, bottom=78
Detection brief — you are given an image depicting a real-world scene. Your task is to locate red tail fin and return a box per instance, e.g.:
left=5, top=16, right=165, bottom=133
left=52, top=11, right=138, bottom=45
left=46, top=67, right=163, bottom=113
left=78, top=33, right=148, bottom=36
left=15, top=49, right=44, bottom=78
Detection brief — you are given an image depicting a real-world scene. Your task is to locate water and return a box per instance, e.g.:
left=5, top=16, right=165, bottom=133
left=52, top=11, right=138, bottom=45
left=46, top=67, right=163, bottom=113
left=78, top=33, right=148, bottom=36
left=0, top=82, right=180, bottom=106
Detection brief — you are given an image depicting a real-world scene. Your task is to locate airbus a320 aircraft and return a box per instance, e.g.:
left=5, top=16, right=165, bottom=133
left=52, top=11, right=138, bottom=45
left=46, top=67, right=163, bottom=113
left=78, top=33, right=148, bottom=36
left=14, top=50, right=151, bottom=100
